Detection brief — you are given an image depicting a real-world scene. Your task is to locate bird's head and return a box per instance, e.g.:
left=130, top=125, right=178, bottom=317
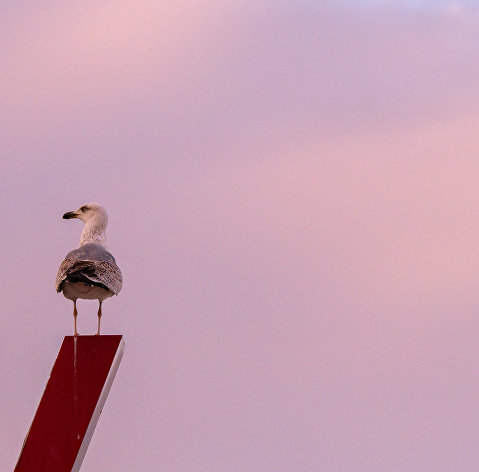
left=63, top=203, right=108, bottom=227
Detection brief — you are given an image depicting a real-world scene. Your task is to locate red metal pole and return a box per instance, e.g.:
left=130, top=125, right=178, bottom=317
left=15, top=335, right=124, bottom=472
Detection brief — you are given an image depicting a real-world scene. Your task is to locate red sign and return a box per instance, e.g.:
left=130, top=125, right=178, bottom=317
left=15, top=335, right=124, bottom=472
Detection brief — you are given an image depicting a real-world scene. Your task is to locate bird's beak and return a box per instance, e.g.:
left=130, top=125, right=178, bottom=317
left=63, top=211, right=79, bottom=219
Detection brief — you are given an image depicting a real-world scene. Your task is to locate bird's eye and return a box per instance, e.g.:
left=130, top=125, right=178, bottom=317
left=80, top=206, right=88, bottom=212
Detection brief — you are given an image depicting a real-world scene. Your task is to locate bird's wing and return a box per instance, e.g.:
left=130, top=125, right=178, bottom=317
left=55, top=245, right=123, bottom=295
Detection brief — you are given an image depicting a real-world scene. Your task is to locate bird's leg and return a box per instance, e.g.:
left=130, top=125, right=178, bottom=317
left=96, top=301, right=102, bottom=336
left=73, top=300, right=79, bottom=337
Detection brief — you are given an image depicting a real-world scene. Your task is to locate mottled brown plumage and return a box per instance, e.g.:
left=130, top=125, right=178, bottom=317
left=55, top=244, right=122, bottom=295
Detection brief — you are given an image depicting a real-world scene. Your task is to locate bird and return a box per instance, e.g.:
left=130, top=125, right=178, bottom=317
left=55, top=203, right=122, bottom=336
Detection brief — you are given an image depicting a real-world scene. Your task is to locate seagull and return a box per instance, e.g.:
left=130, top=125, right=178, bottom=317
left=55, top=203, right=122, bottom=336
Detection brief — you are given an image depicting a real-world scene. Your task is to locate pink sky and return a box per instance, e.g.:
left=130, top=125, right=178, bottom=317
left=2, top=1, right=479, bottom=470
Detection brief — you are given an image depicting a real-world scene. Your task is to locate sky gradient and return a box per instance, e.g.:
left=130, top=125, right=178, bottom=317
left=2, top=1, right=479, bottom=470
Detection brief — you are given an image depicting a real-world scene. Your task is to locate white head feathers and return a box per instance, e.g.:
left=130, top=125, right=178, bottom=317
left=63, top=202, right=109, bottom=248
